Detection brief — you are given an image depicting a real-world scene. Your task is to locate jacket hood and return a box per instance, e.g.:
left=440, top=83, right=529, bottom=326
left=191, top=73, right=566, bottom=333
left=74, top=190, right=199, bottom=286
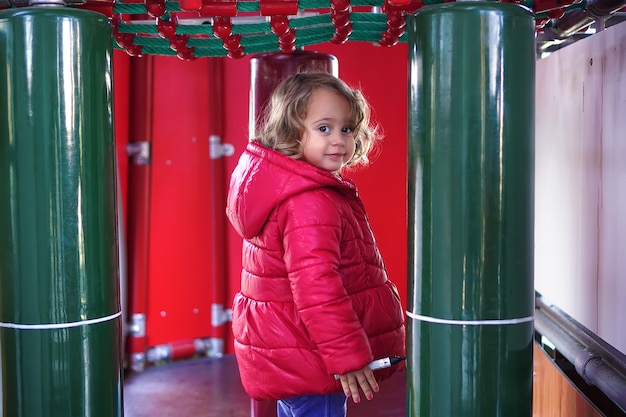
left=226, top=141, right=356, bottom=239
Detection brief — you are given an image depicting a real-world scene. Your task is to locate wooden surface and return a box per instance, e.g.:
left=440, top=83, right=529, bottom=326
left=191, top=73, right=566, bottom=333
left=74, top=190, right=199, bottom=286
left=532, top=344, right=603, bottom=417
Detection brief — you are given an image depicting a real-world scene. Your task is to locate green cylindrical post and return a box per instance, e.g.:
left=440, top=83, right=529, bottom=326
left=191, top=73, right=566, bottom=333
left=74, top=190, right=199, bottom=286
left=0, top=7, right=122, bottom=417
left=406, top=3, right=535, bottom=417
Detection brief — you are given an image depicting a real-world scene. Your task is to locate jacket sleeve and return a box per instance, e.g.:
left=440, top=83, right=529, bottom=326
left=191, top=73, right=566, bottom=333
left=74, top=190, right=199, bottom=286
left=278, top=190, right=373, bottom=375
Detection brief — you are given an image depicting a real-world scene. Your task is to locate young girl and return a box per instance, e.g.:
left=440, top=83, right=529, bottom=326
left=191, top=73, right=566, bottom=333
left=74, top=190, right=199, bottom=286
left=226, top=72, right=405, bottom=417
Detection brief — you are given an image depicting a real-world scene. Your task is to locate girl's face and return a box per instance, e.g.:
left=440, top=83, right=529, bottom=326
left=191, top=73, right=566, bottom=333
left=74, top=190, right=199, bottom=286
left=300, top=87, right=356, bottom=173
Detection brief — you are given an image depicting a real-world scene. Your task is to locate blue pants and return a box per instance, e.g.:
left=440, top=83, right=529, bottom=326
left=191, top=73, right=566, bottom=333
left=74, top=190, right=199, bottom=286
left=277, top=393, right=347, bottom=417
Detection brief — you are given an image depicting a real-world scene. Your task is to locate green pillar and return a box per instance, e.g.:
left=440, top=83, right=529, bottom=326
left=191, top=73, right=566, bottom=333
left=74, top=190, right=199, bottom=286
left=406, top=3, right=535, bottom=416
left=0, top=6, right=122, bottom=417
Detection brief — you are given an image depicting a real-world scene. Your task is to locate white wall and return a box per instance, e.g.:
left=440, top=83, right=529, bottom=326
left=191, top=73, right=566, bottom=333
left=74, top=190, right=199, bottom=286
left=535, top=21, right=626, bottom=354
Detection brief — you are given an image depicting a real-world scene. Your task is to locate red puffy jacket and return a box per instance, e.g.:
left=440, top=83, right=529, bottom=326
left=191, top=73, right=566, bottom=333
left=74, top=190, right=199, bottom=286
left=226, top=141, right=405, bottom=400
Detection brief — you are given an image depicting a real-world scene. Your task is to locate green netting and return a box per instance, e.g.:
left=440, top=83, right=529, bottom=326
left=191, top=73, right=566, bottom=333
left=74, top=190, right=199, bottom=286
left=112, top=0, right=388, bottom=15
left=117, top=23, right=158, bottom=34
left=111, top=0, right=585, bottom=59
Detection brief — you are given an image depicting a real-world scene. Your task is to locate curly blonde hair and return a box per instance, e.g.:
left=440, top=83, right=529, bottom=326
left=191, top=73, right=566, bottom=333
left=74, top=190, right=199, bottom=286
left=256, top=72, right=379, bottom=168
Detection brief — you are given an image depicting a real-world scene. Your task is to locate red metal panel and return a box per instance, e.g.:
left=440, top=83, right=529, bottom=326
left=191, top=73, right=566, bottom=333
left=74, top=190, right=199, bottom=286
left=126, top=56, right=155, bottom=369
left=222, top=54, right=254, bottom=354
left=206, top=57, right=230, bottom=345
left=147, top=56, right=214, bottom=347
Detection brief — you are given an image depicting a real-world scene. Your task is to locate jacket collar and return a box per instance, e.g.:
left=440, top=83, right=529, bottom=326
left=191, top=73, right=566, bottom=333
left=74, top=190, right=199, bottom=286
left=226, top=141, right=356, bottom=239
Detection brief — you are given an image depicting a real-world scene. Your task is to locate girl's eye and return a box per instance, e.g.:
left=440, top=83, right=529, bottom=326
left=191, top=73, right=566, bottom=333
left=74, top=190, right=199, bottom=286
left=318, top=125, right=330, bottom=133
left=342, top=127, right=354, bottom=134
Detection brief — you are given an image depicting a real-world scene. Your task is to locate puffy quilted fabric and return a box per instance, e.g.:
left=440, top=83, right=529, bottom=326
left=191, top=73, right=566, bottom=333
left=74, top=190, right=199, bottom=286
left=226, top=141, right=405, bottom=400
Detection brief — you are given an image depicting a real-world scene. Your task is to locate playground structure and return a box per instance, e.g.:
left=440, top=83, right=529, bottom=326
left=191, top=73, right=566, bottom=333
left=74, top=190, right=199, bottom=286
left=2, top=1, right=626, bottom=417
left=3, top=0, right=626, bottom=58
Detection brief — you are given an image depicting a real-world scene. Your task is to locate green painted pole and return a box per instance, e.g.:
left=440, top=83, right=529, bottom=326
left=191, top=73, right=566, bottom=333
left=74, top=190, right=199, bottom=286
left=406, top=3, right=535, bottom=417
left=0, top=6, right=122, bottom=417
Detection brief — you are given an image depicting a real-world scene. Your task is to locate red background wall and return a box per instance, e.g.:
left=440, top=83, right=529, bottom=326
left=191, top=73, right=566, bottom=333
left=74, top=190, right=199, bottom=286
left=114, top=40, right=409, bottom=355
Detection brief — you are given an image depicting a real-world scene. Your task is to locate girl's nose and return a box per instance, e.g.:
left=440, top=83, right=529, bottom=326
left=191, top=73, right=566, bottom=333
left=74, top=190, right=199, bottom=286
left=330, top=131, right=345, bottom=146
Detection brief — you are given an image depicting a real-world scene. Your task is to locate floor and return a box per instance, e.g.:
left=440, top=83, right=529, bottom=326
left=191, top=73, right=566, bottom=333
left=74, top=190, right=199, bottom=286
left=123, top=354, right=406, bottom=417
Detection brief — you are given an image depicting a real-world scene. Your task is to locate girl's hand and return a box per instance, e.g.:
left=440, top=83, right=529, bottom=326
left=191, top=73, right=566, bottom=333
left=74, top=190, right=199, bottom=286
left=338, top=365, right=380, bottom=403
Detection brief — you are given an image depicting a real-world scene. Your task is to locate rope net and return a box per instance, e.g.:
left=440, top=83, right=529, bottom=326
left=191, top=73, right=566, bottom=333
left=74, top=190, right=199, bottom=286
left=111, top=0, right=585, bottom=59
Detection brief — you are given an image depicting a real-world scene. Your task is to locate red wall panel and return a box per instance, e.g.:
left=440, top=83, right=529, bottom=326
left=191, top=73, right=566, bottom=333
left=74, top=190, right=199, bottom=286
left=147, top=57, right=215, bottom=347
left=222, top=55, right=253, bottom=352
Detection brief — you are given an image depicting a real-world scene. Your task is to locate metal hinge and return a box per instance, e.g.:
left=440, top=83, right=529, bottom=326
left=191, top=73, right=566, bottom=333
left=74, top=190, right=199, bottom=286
left=209, top=135, right=234, bottom=159
left=211, top=303, right=232, bottom=327
left=129, top=313, right=146, bottom=337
